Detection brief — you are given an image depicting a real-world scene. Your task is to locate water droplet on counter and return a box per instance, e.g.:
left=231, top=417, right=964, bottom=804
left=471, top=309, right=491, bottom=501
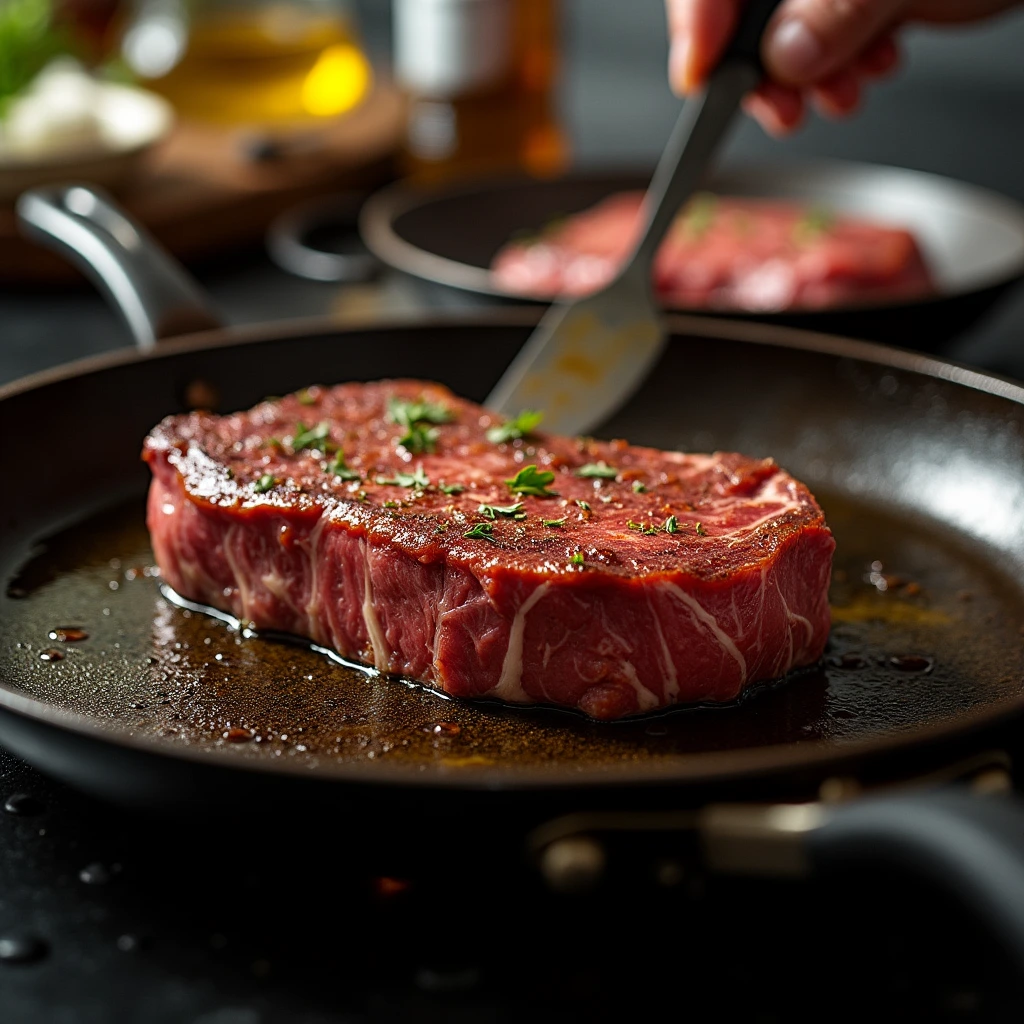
left=79, top=862, right=112, bottom=885
left=3, top=793, right=42, bottom=816
left=0, top=935, right=47, bottom=964
left=889, top=655, right=934, bottom=673
left=49, top=627, right=88, bottom=642
left=39, top=649, right=64, bottom=662
left=224, top=728, right=253, bottom=743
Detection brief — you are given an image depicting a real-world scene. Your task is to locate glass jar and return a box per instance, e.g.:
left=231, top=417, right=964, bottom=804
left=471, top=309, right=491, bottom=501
left=394, top=0, right=567, bottom=182
left=124, top=0, right=372, bottom=125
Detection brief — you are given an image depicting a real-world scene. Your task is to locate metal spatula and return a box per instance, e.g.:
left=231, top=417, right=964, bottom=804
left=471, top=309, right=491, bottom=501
left=485, top=0, right=784, bottom=435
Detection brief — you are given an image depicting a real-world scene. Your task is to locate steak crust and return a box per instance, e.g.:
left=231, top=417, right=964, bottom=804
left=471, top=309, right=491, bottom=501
left=143, top=380, right=834, bottom=719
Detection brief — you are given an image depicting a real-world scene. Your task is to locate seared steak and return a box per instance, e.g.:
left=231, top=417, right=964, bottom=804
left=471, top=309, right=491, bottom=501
left=143, top=380, right=834, bottom=720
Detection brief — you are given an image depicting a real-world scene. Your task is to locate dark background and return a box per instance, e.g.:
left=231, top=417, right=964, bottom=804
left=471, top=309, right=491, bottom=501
left=3, top=2, right=1024, bottom=1021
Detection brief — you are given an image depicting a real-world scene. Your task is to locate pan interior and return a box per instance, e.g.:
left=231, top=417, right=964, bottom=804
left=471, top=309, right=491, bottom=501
left=1, top=487, right=1022, bottom=780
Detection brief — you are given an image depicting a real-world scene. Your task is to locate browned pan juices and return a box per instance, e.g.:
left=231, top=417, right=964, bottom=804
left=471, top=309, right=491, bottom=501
left=1, top=490, right=1023, bottom=771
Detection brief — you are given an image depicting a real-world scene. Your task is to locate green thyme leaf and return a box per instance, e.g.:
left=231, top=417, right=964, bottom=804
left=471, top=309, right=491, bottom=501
left=464, top=522, right=496, bottom=543
left=297, top=389, right=317, bottom=406
left=398, top=423, right=439, bottom=454
left=486, top=409, right=544, bottom=444
left=254, top=474, right=277, bottom=494
left=575, top=461, right=617, bottom=480
left=575, top=499, right=591, bottom=512
left=543, top=517, right=567, bottom=528
left=439, top=482, right=466, bottom=495
left=570, top=551, right=584, bottom=566
left=291, top=421, right=331, bottom=451
left=627, top=519, right=661, bottom=536
left=664, top=515, right=678, bottom=534
left=696, top=522, right=708, bottom=536
left=632, top=480, right=647, bottom=494
left=792, top=206, right=835, bottom=244
left=327, top=450, right=360, bottom=481
left=387, top=397, right=453, bottom=428
left=383, top=500, right=401, bottom=509
left=506, top=464, right=557, bottom=498
left=681, top=192, right=718, bottom=239
left=376, top=464, right=430, bottom=489
left=478, top=502, right=526, bottom=521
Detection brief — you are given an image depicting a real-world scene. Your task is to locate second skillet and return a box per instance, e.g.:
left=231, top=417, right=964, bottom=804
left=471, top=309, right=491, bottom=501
left=6, top=185, right=1024, bottom=970
left=357, top=161, right=1024, bottom=347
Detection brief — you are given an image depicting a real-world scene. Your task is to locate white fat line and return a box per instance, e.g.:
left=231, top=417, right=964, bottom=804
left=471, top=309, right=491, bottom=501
left=492, top=582, right=551, bottom=704
left=775, top=577, right=814, bottom=664
left=303, top=514, right=327, bottom=637
left=620, top=661, right=661, bottom=712
left=222, top=524, right=253, bottom=619
left=361, top=542, right=390, bottom=672
left=646, top=591, right=679, bottom=702
left=663, top=583, right=748, bottom=684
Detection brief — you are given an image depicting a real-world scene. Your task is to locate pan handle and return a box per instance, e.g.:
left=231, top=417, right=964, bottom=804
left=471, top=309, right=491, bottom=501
left=16, top=184, right=223, bottom=348
left=805, top=787, right=1024, bottom=969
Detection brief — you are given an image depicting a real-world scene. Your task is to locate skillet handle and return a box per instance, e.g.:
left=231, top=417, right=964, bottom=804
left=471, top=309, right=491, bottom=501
left=805, top=787, right=1024, bottom=970
left=16, top=184, right=223, bottom=349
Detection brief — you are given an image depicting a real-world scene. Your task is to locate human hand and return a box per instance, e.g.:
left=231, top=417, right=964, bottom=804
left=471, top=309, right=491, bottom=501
left=666, top=0, right=1022, bottom=133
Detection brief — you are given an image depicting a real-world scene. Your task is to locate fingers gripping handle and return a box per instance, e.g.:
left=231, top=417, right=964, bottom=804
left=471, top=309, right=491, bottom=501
left=17, top=185, right=223, bottom=349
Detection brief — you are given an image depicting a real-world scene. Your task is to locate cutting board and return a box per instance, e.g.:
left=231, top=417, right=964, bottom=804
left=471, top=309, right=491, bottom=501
left=0, top=82, right=405, bottom=284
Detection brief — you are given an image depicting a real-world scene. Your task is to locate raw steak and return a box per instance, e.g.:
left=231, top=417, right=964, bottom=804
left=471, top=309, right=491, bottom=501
left=143, top=380, right=834, bottom=720
left=492, top=191, right=932, bottom=312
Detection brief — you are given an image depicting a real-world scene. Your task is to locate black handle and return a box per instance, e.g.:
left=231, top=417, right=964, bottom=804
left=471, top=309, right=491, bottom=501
left=726, top=0, right=786, bottom=72
left=16, top=184, right=223, bottom=349
left=808, top=787, right=1024, bottom=974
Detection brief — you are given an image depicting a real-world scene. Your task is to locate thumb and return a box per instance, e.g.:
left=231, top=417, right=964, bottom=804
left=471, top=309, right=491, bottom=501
left=764, top=0, right=909, bottom=86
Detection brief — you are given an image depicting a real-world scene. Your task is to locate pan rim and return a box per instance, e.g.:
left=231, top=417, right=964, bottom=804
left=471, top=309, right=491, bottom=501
left=357, top=159, right=1024, bottom=315
left=3, top=309, right=1024, bottom=792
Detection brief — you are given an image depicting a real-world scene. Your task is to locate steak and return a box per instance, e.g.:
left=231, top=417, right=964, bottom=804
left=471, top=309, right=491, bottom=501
left=143, top=380, right=834, bottom=720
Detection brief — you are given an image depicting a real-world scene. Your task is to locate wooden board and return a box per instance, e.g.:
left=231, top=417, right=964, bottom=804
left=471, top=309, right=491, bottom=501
left=0, top=82, right=405, bottom=284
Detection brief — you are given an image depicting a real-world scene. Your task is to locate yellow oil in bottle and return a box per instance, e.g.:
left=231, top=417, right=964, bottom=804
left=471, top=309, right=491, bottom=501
left=397, top=0, right=567, bottom=183
left=147, top=6, right=371, bottom=126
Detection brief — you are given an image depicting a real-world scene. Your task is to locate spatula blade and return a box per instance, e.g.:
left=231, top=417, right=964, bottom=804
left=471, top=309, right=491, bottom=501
left=484, top=273, right=665, bottom=437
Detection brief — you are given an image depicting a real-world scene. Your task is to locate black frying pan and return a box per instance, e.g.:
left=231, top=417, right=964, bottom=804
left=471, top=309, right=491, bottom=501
left=357, top=161, right=1024, bottom=348
left=7, top=185, right=1024, bottom=973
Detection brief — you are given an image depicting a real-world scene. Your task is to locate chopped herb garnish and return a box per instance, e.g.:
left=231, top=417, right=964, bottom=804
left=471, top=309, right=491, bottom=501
left=264, top=437, right=283, bottom=449
left=435, top=522, right=448, bottom=534
left=376, top=464, right=430, bottom=489
left=793, top=206, right=835, bottom=244
left=575, top=499, right=591, bottom=512
left=570, top=551, right=585, bottom=566
left=464, top=522, right=496, bottom=543
left=398, top=422, right=439, bottom=454
left=478, top=502, right=526, bottom=521
left=225, top=467, right=235, bottom=480
left=355, top=490, right=368, bottom=503
left=506, top=464, right=557, bottom=498
left=328, top=450, right=360, bottom=481
left=627, top=519, right=661, bottom=536
left=632, top=480, right=647, bottom=494
left=664, top=515, right=678, bottom=534
left=487, top=409, right=543, bottom=444
left=388, top=396, right=452, bottom=455
left=439, top=482, right=466, bottom=495
left=696, top=522, right=708, bottom=536
left=388, top=397, right=452, bottom=428
left=543, top=517, right=567, bottom=528
left=682, top=192, right=717, bottom=239
left=383, top=500, right=401, bottom=509
left=254, top=474, right=276, bottom=494
left=297, top=390, right=317, bottom=406
left=291, top=421, right=330, bottom=451
left=576, top=461, right=618, bottom=480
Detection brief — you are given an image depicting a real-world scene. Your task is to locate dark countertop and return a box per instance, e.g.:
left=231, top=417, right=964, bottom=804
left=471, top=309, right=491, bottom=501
left=3, top=4, right=1024, bottom=1020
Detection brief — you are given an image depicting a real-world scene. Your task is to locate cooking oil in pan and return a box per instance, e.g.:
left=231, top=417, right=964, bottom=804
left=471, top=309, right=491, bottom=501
left=1, top=493, right=1023, bottom=772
